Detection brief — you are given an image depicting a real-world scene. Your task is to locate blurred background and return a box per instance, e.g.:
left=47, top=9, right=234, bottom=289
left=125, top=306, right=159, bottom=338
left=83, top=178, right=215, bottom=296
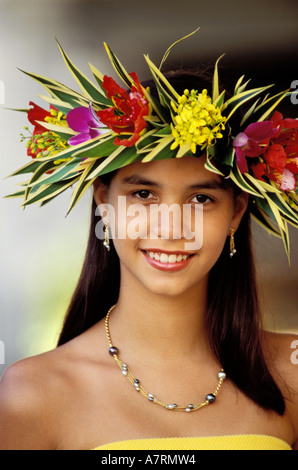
left=0, top=0, right=298, bottom=376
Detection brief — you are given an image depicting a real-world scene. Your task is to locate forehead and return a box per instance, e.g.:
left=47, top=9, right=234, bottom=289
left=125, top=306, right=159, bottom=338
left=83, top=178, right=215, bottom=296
left=114, top=155, right=224, bottom=186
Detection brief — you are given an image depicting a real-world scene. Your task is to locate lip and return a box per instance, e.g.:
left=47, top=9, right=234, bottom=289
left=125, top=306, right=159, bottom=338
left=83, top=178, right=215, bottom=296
left=142, top=248, right=197, bottom=256
left=141, top=249, right=195, bottom=272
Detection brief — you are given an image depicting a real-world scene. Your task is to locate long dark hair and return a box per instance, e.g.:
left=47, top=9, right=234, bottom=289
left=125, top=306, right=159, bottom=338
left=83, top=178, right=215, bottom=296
left=57, top=70, right=285, bottom=415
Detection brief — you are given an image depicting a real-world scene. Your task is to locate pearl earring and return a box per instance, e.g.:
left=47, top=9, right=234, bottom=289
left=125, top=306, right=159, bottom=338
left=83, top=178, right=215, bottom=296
left=103, top=221, right=110, bottom=251
left=229, top=227, right=236, bottom=258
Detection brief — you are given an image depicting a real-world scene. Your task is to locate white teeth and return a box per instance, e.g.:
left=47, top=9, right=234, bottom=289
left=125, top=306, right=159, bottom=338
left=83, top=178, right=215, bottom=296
left=146, top=251, right=190, bottom=263
left=168, top=254, right=176, bottom=263
left=160, top=253, right=168, bottom=263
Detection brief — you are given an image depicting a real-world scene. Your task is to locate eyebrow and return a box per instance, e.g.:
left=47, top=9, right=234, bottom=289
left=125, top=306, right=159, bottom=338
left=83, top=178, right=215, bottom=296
left=120, top=174, right=226, bottom=191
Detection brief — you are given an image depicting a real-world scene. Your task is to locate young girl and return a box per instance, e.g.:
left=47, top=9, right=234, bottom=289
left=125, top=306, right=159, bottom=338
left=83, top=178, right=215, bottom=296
left=0, top=36, right=297, bottom=450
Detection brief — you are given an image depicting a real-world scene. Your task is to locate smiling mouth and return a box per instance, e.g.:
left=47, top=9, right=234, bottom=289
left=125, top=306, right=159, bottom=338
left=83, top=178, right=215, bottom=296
left=142, top=250, right=195, bottom=264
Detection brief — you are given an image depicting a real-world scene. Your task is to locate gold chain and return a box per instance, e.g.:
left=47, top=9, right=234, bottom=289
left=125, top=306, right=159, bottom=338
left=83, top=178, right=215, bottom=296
left=104, top=304, right=226, bottom=413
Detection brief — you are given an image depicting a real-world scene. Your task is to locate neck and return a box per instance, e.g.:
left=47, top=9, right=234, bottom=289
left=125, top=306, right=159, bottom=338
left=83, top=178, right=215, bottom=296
left=107, top=269, right=211, bottom=367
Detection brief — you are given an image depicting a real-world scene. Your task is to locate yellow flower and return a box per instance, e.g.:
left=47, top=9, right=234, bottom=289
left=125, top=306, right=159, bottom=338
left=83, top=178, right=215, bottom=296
left=44, top=108, right=68, bottom=127
left=26, top=109, right=69, bottom=160
left=170, top=89, right=226, bottom=153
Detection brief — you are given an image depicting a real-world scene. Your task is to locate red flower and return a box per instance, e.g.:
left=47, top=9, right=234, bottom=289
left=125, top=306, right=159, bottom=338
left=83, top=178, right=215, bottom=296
left=97, top=72, right=150, bottom=147
left=250, top=112, right=298, bottom=191
left=26, top=102, right=53, bottom=159
left=270, top=111, right=298, bottom=146
left=27, top=101, right=52, bottom=135
left=264, top=143, right=287, bottom=174
left=251, top=162, right=267, bottom=181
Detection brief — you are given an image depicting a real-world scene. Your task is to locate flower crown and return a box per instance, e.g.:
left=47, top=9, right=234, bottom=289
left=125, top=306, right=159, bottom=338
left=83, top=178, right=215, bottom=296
left=7, top=30, right=298, bottom=259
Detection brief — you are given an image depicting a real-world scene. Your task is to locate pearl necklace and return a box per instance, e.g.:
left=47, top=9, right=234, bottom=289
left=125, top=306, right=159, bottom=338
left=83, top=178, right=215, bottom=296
left=105, top=304, right=226, bottom=413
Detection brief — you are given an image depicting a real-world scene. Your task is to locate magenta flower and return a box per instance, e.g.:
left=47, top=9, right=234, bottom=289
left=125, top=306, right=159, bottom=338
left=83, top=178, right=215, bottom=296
left=233, top=121, right=278, bottom=173
left=67, top=103, right=108, bottom=145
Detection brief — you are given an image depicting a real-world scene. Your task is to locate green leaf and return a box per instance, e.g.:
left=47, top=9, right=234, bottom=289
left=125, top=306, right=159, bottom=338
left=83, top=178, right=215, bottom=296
left=204, top=153, right=225, bottom=176
left=87, top=145, right=139, bottom=180
left=24, top=160, right=60, bottom=201
left=4, top=189, right=26, bottom=199
left=72, top=133, right=117, bottom=159
left=159, top=27, right=200, bottom=71
left=135, top=129, right=159, bottom=153
left=35, top=120, right=76, bottom=136
left=267, top=192, right=298, bottom=227
left=103, top=42, right=134, bottom=88
left=229, top=166, right=262, bottom=197
left=142, top=88, right=169, bottom=124
left=234, top=76, right=251, bottom=95
left=144, top=54, right=180, bottom=104
left=240, top=98, right=261, bottom=127
left=19, top=68, right=73, bottom=94
left=221, top=146, right=235, bottom=167
left=250, top=202, right=281, bottom=237
left=256, top=90, right=288, bottom=122
left=22, top=177, right=80, bottom=207
left=27, top=158, right=82, bottom=190
left=141, top=135, right=175, bottom=162
left=153, top=125, right=172, bottom=136
left=45, top=85, right=90, bottom=108
left=213, top=90, right=225, bottom=109
left=37, top=94, right=73, bottom=116
left=262, top=194, right=286, bottom=231
left=212, top=54, right=225, bottom=102
left=222, top=85, right=273, bottom=121
left=55, top=39, right=111, bottom=103
left=88, top=62, right=104, bottom=87
left=66, top=159, right=101, bottom=214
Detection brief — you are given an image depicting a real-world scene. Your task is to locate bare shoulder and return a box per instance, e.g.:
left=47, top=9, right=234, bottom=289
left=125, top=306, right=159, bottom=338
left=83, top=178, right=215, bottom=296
left=0, top=321, right=108, bottom=450
left=262, top=330, right=298, bottom=448
left=0, top=346, right=70, bottom=449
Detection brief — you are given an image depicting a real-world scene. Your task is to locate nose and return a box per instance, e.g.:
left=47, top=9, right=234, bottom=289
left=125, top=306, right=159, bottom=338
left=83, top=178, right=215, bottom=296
left=148, top=203, right=203, bottom=246
left=148, top=203, right=182, bottom=240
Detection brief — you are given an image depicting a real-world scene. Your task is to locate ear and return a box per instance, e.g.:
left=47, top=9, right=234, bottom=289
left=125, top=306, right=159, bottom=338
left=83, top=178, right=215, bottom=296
left=93, top=178, right=109, bottom=207
left=230, top=191, right=249, bottom=233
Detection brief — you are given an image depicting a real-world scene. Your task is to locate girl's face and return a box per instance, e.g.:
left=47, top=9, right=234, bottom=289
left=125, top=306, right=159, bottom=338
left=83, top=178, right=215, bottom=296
left=94, top=156, right=248, bottom=297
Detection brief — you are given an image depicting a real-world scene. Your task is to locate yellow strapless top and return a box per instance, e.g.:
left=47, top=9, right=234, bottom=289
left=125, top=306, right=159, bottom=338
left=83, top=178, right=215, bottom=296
left=94, top=434, right=292, bottom=450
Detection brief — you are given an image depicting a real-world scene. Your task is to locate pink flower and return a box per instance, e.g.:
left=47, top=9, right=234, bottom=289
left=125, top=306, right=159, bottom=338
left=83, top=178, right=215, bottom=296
left=67, top=103, right=108, bottom=145
left=233, top=121, right=278, bottom=173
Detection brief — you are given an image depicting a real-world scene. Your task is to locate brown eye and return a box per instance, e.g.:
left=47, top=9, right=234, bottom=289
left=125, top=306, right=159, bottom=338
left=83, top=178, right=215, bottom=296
left=134, top=190, right=152, bottom=199
left=193, top=194, right=212, bottom=204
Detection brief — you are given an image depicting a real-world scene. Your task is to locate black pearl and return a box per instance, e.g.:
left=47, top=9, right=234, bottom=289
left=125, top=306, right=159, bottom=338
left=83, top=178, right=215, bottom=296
left=108, top=346, right=118, bottom=356
left=206, top=393, right=216, bottom=403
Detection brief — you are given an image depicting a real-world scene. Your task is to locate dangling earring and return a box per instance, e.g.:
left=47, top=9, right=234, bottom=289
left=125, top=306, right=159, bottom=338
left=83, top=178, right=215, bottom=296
left=229, top=227, right=236, bottom=258
left=103, top=221, right=110, bottom=251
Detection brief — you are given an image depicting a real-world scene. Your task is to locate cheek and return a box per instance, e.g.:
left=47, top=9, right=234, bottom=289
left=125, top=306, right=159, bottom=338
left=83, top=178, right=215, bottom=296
left=201, top=211, right=231, bottom=256
left=110, top=202, right=149, bottom=241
